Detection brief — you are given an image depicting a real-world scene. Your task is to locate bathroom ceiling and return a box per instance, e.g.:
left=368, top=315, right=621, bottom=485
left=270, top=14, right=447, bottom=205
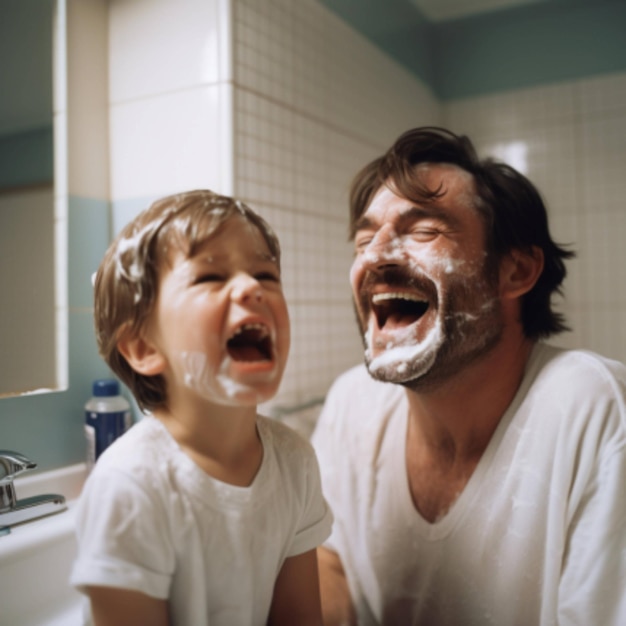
left=410, top=0, right=550, bottom=22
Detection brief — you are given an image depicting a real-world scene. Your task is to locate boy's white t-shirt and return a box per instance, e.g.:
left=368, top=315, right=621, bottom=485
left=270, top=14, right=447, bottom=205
left=71, top=414, right=332, bottom=626
left=312, top=343, right=626, bottom=625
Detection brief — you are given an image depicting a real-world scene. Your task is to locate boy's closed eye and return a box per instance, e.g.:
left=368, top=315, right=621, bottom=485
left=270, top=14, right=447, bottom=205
left=192, top=270, right=280, bottom=285
left=255, top=270, right=281, bottom=283
left=195, top=273, right=225, bottom=283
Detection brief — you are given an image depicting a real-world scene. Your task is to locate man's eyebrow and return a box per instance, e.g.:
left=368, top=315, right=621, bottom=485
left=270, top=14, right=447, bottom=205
left=353, top=215, right=376, bottom=233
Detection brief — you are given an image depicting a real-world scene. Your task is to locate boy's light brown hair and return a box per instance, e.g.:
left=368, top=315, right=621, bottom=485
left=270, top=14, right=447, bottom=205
left=94, top=189, right=281, bottom=412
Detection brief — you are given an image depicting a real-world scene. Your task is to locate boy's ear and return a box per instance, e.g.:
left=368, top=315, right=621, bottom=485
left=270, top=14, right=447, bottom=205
left=117, top=329, right=166, bottom=376
left=499, top=246, right=544, bottom=300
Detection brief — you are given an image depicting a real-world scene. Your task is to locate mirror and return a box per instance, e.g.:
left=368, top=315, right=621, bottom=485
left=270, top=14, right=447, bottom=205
left=0, top=0, right=66, bottom=397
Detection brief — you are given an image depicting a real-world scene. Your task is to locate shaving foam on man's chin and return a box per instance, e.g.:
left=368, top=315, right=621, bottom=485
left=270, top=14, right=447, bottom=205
left=365, top=321, right=443, bottom=382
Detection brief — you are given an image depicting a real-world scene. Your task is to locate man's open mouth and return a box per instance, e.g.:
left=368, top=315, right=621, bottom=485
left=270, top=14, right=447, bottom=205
left=371, top=292, right=429, bottom=329
left=226, top=323, right=273, bottom=362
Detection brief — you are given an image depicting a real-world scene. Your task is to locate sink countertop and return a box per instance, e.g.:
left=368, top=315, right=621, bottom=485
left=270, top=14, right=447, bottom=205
left=0, top=463, right=87, bottom=626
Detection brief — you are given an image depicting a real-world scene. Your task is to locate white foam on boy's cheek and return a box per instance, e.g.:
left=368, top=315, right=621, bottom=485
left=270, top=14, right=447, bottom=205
left=181, top=351, right=242, bottom=402
left=181, top=351, right=214, bottom=392
left=180, top=351, right=235, bottom=397
left=214, top=358, right=280, bottom=405
left=180, top=350, right=279, bottom=404
left=215, top=357, right=254, bottom=397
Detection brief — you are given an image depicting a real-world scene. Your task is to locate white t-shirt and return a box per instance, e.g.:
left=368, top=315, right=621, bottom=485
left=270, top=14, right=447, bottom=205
left=71, top=414, right=332, bottom=626
left=312, top=343, right=626, bottom=626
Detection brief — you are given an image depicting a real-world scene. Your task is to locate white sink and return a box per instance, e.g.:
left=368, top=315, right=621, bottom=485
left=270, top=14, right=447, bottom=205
left=0, top=464, right=86, bottom=626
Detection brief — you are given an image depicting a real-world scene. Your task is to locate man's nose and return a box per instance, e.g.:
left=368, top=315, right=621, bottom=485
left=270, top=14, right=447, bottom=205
left=363, top=225, right=404, bottom=270
left=231, top=273, right=264, bottom=304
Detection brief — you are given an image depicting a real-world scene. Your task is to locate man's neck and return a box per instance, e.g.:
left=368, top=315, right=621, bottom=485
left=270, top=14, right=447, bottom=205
left=405, top=335, right=536, bottom=461
left=403, top=335, right=536, bottom=523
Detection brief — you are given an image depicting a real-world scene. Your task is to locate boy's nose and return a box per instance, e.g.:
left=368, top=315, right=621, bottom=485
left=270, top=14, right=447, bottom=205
left=231, top=274, right=264, bottom=304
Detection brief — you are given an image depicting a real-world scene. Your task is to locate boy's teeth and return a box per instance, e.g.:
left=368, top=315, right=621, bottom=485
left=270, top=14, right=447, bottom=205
left=231, top=323, right=268, bottom=338
left=227, top=323, right=272, bottom=362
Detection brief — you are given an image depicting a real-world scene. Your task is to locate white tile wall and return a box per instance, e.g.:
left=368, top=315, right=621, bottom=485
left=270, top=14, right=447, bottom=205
left=108, top=0, right=233, bottom=205
left=232, top=0, right=440, bottom=409
left=109, top=84, right=231, bottom=199
left=444, top=72, right=626, bottom=363
left=103, top=0, right=440, bottom=411
left=108, top=0, right=230, bottom=102
left=104, top=0, right=626, bottom=414
left=66, top=0, right=108, bottom=199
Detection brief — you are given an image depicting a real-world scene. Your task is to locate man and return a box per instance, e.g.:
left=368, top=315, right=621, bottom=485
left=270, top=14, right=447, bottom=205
left=312, top=127, right=626, bottom=625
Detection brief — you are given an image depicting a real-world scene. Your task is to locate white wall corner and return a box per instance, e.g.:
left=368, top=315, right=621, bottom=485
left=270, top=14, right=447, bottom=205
left=66, top=0, right=110, bottom=199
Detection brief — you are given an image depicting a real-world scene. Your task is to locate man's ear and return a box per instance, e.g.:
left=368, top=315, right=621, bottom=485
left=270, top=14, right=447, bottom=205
left=117, top=328, right=166, bottom=376
left=499, top=246, right=544, bottom=300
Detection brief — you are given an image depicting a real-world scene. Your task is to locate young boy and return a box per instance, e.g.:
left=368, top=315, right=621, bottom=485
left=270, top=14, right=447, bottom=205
left=70, top=190, right=332, bottom=626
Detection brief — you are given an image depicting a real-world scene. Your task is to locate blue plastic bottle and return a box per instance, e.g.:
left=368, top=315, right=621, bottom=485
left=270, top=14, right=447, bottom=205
left=85, top=379, right=132, bottom=470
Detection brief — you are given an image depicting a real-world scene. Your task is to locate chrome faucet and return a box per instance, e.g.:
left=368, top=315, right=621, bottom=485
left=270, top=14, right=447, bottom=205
left=0, top=450, right=67, bottom=529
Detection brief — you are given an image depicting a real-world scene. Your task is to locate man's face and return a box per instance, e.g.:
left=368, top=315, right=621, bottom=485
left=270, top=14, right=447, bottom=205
left=350, top=163, right=504, bottom=389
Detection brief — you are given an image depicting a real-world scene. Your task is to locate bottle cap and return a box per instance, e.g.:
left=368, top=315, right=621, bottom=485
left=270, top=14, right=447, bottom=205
left=92, top=379, right=120, bottom=397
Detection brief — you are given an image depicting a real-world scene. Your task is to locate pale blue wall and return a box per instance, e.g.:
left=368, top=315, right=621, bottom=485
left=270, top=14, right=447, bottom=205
left=0, top=197, right=113, bottom=471
left=0, top=1, right=122, bottom=473
left=434, top=0, right=626, bottom=99
left=320, top=0, right=626, bottom=99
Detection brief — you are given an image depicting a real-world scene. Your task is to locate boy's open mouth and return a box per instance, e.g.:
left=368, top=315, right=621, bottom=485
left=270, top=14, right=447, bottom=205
left=227, top=323, right=273, bottom=362
left=371, top=292, right=429, bottom=330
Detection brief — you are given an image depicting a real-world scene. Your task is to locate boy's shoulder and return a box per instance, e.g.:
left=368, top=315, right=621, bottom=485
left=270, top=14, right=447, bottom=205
left=92, top=415, right=173, bottom=481
left=78, top=416, right=179, bottom=521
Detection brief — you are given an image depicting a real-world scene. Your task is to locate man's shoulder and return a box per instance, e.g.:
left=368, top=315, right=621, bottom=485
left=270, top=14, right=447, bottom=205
left=525, top=344, right=626, bottom=441
left=534, top=343, right=626, bottom=392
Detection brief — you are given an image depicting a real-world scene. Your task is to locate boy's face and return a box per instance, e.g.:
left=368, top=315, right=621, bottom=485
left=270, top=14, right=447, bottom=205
left=147, top=215, right=290, bottom=408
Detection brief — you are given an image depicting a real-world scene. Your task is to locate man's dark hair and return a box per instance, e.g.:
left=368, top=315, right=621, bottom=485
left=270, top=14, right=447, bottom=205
left=349, top=126, right=575, bottom=339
